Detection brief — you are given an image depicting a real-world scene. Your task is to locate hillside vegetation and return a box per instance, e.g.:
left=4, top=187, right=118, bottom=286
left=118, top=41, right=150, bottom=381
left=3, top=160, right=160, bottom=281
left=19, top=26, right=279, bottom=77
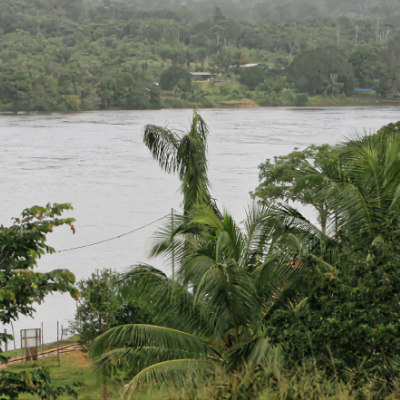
left=0, top=0, right=399, bottom=110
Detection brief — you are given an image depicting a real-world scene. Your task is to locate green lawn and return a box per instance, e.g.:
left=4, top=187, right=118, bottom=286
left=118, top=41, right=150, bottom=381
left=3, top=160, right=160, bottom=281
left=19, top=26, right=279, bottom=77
left=4, top=350, right=123, bottom=400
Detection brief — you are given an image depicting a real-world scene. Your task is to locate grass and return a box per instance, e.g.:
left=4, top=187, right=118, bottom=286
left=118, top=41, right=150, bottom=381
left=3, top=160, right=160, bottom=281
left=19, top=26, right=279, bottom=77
left=3, top=342, right=400, bottom=400
left=3, top=349, right=123, bottom=400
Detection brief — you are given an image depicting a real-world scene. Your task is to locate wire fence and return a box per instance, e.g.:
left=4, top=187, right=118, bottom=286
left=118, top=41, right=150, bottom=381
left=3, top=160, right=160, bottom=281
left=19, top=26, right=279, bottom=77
left=6, top=340, right=81, bottom=364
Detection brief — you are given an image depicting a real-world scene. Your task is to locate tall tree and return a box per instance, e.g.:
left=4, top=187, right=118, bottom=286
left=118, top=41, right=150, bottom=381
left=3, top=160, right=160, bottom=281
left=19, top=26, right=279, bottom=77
left=143, top=109, right=211, bottom=214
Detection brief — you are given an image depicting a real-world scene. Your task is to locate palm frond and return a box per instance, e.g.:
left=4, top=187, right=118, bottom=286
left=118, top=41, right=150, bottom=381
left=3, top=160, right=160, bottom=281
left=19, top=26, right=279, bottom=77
left=143, top=125, right=180, bottom=174
left=189, top=109, right=209, bottom=150
left=126, top=359, right=217, bottom=393
left=217, top=212, right=243, bottom=262
left=178, top=135, right=210, bottom=211
left=148, top=212, right=186, bottom=262
left=95, top=346, right=204, bottom=373
left=242, top=203, right=274, bottom=271
left=194, top=264, right=259, bottom=338
left=117, top=264, right=215, bottom=335
left=182, top=254, right=216, bottom=286
left=225, top=335, right=273, bottom=368
left=189, top=205, right=224, bottom=230
left=89, top=324, right=213, bottom=361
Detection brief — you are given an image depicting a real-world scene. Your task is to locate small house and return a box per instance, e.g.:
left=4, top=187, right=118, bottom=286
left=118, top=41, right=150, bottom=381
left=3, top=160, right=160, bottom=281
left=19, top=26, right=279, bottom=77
left=190, top=72, right=216, bottom=82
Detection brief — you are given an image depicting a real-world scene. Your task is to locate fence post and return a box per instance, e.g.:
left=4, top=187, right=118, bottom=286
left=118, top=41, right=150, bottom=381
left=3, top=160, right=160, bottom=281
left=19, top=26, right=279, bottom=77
left=11, top=321, right=16, bottom=351
left=41, top=323, right=44, bottom=361
left=57, top=321, right=60, bottom=367
left=171, top=208, right=175, bottom=280
left=4, top=329, right=8, bottom=352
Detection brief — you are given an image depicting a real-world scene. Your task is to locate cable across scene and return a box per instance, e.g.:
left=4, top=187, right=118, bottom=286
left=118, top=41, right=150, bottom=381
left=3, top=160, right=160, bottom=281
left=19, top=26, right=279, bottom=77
left=58, top=213, right=171, bottom=253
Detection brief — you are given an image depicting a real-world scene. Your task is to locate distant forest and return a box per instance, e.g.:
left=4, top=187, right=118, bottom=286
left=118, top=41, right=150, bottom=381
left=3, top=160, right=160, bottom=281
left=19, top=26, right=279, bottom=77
left=36, top=0, right=400, bottom=22
left=0, top=0, right=399, bottom=111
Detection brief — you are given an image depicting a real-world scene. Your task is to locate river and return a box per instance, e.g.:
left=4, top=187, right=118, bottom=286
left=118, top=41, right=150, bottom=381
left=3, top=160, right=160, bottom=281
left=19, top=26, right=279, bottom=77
left=1, top=106, right=399, bottom=345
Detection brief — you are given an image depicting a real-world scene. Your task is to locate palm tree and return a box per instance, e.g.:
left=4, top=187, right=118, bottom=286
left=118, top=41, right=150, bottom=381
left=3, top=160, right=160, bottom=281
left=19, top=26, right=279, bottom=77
left=294, top=122, right=400, bottom=240
left=89, top=111, right=363, bottom=395
left=143, top=109, right=211, bottom=214
left=323, top=73, right=344, bottom=96
left=89, top=203, right=312, bottom=394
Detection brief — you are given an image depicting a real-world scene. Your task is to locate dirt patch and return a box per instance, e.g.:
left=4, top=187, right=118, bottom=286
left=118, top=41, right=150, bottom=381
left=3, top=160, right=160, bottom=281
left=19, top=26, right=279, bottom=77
left=223, top=99, right=259, bottom=108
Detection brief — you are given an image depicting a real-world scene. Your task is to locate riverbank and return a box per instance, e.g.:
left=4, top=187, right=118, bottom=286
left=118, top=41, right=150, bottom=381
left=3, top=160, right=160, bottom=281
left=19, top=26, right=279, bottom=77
left=160, top=96, right=386, bottom=109
left=160, top=84, right=383, bottom=109
left=161, top=96, right=381, bottom=109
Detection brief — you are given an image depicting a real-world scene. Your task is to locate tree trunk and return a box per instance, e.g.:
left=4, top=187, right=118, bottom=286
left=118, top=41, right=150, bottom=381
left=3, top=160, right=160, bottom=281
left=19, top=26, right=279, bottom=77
left=103, top=314, right=107, bottom=333
left=103, top=386, right=107, bottom=400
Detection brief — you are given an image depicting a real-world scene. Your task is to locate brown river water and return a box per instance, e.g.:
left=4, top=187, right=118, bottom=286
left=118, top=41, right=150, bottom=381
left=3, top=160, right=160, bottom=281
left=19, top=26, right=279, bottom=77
left=1, top=106, right=399, bottom=344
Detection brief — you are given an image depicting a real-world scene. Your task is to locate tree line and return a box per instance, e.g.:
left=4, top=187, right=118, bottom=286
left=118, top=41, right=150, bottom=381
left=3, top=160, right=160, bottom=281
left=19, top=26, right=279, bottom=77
left=0, top=0, right=399, bottom=111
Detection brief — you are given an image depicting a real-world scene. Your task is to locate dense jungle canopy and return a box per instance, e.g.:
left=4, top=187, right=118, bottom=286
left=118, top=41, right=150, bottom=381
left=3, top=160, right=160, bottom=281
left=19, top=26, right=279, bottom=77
left=0, top=0, right=399, bottom=111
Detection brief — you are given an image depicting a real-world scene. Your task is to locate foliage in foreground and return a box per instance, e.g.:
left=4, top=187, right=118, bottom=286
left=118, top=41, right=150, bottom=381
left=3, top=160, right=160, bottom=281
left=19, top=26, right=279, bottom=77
left=0, top=203, right=80, bottom=400
left=0, top=368, right=80, bottom=400
left=87, top=115, right=400, bottom=399
left=7, top=348, right=400, bottom=400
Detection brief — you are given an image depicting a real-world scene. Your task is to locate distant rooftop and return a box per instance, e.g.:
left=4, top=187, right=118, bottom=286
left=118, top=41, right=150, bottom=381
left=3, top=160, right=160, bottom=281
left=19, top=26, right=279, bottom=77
left=240, top=63, right=260, bottom=68
left=190, top=72, right=214, bottom=76
left=355, top=88, right=375, bottom=92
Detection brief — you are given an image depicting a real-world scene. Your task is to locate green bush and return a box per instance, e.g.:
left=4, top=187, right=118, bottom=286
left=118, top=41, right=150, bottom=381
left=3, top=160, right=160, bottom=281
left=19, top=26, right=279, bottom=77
left=296, top=93, right=308, bottom=106
left=159, top=66, right=191, bottom=92
left=269, top=209, right=400, bottom=386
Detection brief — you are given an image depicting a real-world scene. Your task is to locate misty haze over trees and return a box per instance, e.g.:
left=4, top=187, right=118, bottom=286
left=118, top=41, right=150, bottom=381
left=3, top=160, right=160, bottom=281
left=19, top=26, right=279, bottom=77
left=0, top=0, right=399, bottom=110
left=46, top=0, right=400, bottom=22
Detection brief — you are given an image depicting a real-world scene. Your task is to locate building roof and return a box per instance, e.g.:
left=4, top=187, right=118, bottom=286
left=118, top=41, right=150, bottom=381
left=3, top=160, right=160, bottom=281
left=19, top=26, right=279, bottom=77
left=190, top=72, right=214, bottom=76
left=355, top=88, right=375, bottom=92
left=240, top=63, right=260, bottom=68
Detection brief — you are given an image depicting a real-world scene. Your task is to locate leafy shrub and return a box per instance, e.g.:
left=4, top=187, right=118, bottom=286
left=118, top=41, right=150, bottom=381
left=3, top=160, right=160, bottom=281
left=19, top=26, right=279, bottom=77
left=296, top=93, right=308, bottom=106
left=269, top=210, right=400, bottom=386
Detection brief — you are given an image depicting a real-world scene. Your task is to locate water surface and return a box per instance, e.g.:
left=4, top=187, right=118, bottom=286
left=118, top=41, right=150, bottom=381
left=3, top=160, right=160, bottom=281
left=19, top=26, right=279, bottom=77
left=1, top=106, right=398, bottom=344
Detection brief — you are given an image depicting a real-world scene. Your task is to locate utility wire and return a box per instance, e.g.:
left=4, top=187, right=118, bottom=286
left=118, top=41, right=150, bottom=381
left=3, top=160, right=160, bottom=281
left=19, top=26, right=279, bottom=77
left=58, top=214, right=169, bottom=253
